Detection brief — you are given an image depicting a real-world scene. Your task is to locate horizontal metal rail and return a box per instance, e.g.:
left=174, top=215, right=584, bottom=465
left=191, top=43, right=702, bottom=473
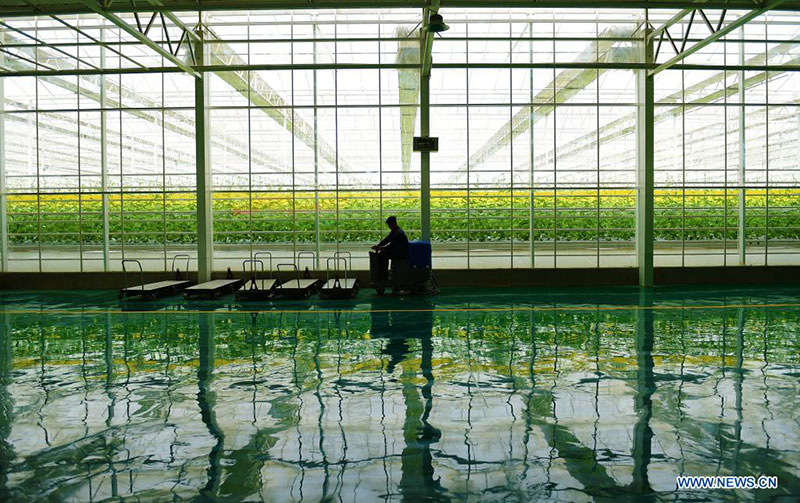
left=4, top=0, right=800, bottom=18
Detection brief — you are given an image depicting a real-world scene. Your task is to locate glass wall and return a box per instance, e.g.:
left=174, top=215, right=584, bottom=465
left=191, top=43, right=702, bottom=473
left=429, top=10, right=640, bottom=269
left=1, top=16, right=196, bottom=272
left=207, top=10, right=422, bottom=272
left=205, top=9, right=643, bottom=271
left=653, top=12, right=800, bottom=267
left=1, top=8, right=799, bottom=273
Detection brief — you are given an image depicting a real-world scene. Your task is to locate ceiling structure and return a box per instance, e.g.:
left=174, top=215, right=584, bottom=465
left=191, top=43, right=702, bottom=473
left=1, top=0, right=797, bottom=80
left=2, top=0, right=800, bottom=18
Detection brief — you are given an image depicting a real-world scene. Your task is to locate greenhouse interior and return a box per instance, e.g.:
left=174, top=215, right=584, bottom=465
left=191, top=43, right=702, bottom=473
left=0, top=0, right=798, bottom=502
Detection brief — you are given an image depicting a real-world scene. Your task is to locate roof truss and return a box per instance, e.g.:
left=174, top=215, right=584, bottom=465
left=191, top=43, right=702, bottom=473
left=649, top=0, right=789, bottom=75
left=76, top=0, right=200, bottom=76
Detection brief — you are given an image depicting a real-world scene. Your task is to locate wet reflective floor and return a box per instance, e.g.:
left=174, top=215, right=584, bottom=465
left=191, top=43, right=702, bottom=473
left=0, top=286, right=799, bottom=502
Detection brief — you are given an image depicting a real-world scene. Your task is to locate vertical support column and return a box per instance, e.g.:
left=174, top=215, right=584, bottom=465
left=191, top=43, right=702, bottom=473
left=0, top=30, right=8, bottom=272
left=418, top=4, right=436, bottom=243
left=313, top=23, right=321, bottom=268
left=738, top=36, right=746, bottom=265
left=420, top=72, right=431, bottom=242
left=100, top=28, right=110, bottom=272
left=528, top=20, right=535, bottom=268
left=195, top=29, right=213, bottom=282
left=636, top=28, right=655, bottom=287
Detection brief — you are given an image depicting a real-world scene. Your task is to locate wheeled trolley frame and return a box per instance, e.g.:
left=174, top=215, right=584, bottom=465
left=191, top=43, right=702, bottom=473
left=275, top=252, right=322, bottom=299
left=119, top=254, right=193, bottom=300
left=236, top=253, right=278, bottom=301
left=319, top=252, right=359, bottom=299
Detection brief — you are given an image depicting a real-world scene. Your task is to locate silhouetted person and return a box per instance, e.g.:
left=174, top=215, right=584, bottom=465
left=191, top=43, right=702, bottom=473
left=371, top=215, right=409, bottom=280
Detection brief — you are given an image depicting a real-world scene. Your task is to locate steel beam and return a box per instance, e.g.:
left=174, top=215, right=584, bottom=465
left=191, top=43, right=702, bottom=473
left=528, top=20, right=535, bottom=268
left=636, top=27, right=655, bottom=287
left=5, top=0, right=800, bottom=18
left=650, top=0, right=788, bottom=75
left=195, top=29, right=213, bottom=282
left=77, top=0, right=200, bottom=77
left=100, top=27, right=109, bottom=272
left=738, top=37, right=746, bottom=265
left=313, top=22, right=321, bottom=269
left=7, top=61, right=800, bottom=78
left=419, top=1, right=439, bottom=243
left=420, top=70, right=431, bottom=242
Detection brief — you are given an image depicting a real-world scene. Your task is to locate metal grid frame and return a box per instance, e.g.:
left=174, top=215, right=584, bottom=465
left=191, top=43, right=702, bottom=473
left=0, top=7, right=799, bottom=280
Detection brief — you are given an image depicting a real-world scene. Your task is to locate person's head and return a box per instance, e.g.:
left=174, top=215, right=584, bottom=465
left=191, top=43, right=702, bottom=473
left=385, top=215, right=399, bottom=231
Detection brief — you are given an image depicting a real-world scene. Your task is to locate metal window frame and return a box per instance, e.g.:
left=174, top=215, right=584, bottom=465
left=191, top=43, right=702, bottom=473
left=2, top=7, right=797, bottom=275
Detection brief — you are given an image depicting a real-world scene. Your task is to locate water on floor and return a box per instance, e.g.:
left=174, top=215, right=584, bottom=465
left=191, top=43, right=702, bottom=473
left=0, top=286, right=798, bottom=502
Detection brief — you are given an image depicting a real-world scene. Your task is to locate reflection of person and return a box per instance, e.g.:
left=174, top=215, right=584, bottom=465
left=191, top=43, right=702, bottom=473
left=370, top=303, right=449, bottom=501
left=371, top=216, right=410, bottom=280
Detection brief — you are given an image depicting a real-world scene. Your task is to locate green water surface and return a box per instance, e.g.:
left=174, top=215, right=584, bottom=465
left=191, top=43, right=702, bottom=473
left=0, top=286, right=798, bottom=502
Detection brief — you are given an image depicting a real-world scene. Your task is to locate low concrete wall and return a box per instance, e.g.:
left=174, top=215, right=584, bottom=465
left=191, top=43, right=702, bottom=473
left=0, top=266, right=798, bottom=290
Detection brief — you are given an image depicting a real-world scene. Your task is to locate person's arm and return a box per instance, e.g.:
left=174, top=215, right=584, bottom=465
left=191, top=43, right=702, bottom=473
left=378, top=232, right=393, bottom=247
left=373, top=231, right=394, bottom=250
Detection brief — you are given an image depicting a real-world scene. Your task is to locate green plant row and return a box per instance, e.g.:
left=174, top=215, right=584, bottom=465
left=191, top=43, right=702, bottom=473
left=7, top=190, right=800, bottom=245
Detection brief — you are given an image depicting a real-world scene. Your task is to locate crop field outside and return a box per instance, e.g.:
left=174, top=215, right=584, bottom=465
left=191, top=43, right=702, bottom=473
left=7, top=189, right=800, bottom=246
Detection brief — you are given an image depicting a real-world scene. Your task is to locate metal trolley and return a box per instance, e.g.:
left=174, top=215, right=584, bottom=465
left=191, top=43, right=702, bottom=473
left=275, top=252, right=323, bottom=299
left=119, top=254, right=193, bottom=300
left=236, top=252, right=278, bottom=301
left=319, top=252, right=359, bottom=299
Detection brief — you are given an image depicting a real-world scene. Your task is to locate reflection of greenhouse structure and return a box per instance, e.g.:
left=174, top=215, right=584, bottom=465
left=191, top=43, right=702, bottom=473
left=2, top=302, right=798, bottom=500
left=1, top=8, right=799, bottom=279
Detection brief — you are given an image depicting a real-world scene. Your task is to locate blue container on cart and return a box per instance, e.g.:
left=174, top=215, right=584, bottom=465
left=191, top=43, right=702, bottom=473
left=408, top=240, right=432, bottom=269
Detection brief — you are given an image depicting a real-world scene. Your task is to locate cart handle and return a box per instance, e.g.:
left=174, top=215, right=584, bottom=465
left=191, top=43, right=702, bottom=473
left=171, top=254, right=191, bottom=280
left=333, top=251, right=352, bottom=266
left=276, top=263, right=299, bottom=289
left=333, top=251, right=352, bottom=276
left=253, top=252, right=273, bottom=279
left=121, top=259, right=144, bottom=293
left=326, top=256, right=349, bottom=288
left=242, top=259, right=265, bottom=290
left=296, top=251, right=316, bottom=275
